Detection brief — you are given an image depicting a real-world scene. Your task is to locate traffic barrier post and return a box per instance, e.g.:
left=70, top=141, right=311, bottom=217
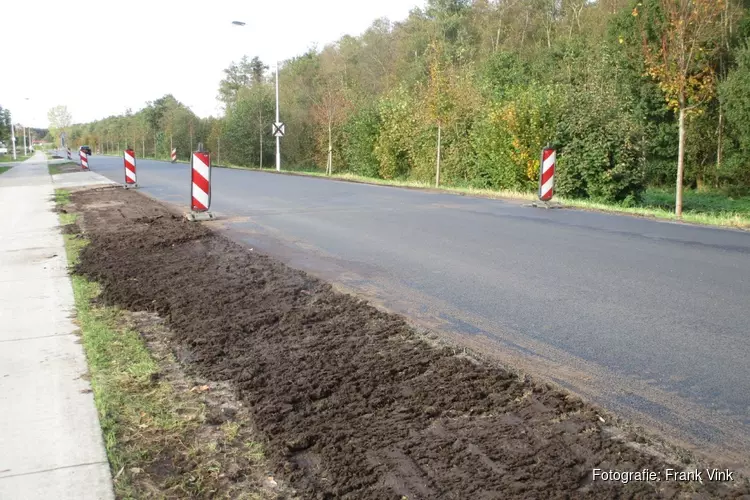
left=124, top=149, right=137, bottom=188
left=186, top=146, right=214, bottom=221
left=80, top=151, right=89, bottom=171
left=538, top=147, right=556, bottom=202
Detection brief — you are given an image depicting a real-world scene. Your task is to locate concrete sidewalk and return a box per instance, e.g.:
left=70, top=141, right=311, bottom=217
left=0, top=153, right=115, bottom=499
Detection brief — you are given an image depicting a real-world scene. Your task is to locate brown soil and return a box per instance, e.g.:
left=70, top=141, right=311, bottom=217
left=68, top=186, right=748, bottom=499
left=61, top=223, right=80, bottom=235
left=121, top=310, right=293, bottom=499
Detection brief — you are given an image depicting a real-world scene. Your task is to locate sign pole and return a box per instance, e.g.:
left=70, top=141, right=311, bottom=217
left=275, top=61, right=280, bottom=171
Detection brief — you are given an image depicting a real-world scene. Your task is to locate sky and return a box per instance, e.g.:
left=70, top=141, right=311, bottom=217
left=0, top=0, right=423, bottom=128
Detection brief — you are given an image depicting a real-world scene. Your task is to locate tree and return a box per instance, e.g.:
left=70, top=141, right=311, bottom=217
left=249, top=57, right=271, bottom=167
left=640, top=0, right=726, bottom=216
left=311, top=48, right=352, bottom=175
left=47, top=105, right=72, bottom=146
left=0, top=106, right=10, bottom=144
left=719, top=41, right=750, bottom=192
left=218, top=56, right=253, bottom=105
left=424, top=39, right=453, bottom=187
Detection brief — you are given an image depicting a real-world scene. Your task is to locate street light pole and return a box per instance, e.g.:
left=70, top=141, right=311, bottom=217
left=275, top=61, right=280, bottom=171
left=23, top=98, right=31, bottom=155
left=232, top=20, right=281, bottom=171
left=11, top=124, right=16, bottom=160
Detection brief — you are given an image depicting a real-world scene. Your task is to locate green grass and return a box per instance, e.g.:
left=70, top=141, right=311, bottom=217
left=0, top=166, right=10, bottom=175
left=66, top=263, right=194, bottom=497
left=0, top=154, right=31, bottom=163
left=641, top=188, right=750, bottom=215
left=101, top=151, right=188, bottom=163
left=55, top=189, right=71, bottom=206
left=56, top=194, right=180, bottom=496
left=56, top=189, right=270, bottom=498
left=48, top=161, right=79, bottom=175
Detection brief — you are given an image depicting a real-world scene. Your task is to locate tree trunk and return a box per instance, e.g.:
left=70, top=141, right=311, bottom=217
left=327, top=122, right=333, bottom=176
left=676, top=105, right=686, bottom=218
left=435, top=123, right=442, bottom=188
left=717, top=104, right=723, bottom=169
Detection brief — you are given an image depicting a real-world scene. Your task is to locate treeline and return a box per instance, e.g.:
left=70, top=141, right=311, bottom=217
left=0, top=106, right=12, bottom=145
left=0, top=105, right=48, bottom=149
left=64, top=96, right=216, bottom=162
left=67, top=0, right=750, bottom=205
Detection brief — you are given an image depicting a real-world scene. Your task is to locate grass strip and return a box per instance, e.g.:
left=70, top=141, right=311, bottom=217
left=48, top=161, right=80, bottom=175
left=0, top=154, right=31, bottom=163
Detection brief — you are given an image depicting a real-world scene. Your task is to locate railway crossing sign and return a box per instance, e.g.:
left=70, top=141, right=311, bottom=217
left=272, top=122, right=285, bottom=137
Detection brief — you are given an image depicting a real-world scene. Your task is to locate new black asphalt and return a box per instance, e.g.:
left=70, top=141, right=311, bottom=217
left=80, top=153, right=750, bottom=465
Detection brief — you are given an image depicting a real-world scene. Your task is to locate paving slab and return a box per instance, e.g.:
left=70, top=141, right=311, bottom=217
left=0, top=153, right=114, bottom=500
left=52, top=171, right=115, bottom=189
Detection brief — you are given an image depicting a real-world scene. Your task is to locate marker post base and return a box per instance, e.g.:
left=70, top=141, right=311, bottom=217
left=185, top=211, right=215, bottom=222
left=524, top=201, right=564, bottom=209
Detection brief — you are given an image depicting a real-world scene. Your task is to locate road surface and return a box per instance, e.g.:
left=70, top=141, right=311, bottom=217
left=77, top=153, right=750, bottom=466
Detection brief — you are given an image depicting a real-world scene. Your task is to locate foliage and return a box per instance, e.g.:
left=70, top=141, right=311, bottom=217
left=63, top=0, right=749, bottom=202
left=721, top=41, right=750, bottom=157
left=0, top=106, right=11, bottom=144
left=341, top=104, right=381, bottom=178
left=555, top=77, right=647, bottom=203
left=48, top=105, right=72, bottom=146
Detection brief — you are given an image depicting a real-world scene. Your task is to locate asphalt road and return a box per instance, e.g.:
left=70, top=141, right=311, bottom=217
left=77, top=153, right=750, bottom=465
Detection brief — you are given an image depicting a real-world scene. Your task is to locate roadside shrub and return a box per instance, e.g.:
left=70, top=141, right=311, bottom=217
left=468, top=104, right=524, bottom=190
left=555, top=85, right=646, bottom=203
left=374, top=87, right=416, bottom=179
left=341, top=104, right=381, bottom=177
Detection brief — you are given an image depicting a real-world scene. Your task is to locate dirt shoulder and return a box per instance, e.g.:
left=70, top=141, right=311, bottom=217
left=67, top=186, right=749, bottom=499
left=59, top=207, right=290, bottom=499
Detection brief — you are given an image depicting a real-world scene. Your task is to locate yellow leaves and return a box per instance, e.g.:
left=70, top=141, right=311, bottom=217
left=632, top=7, right=639, bottom=16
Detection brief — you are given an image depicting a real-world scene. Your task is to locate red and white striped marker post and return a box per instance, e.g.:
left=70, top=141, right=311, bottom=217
left=66, top=148, right=71, bottom=160
left=187, top=149, right=214, bottom=221
left=80, top=150, right=89, bottom=171
left=538, top=147, right=556, bottom=202
left=124, top=149, right=137, bottom=188
left=171, top=148, right=177, bottom=163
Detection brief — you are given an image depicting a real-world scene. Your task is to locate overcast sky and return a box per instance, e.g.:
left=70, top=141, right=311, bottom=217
left=1, top=0, right=422, bottom=128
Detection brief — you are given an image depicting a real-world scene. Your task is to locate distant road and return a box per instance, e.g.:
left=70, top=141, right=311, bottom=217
left=80, top=152, right=750, bottom=466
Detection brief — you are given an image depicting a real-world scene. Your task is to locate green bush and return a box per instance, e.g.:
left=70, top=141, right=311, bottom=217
left=374, top=87, right=417, bottom=179
left=468, top=105, right=525, bottom=190
left=341, top=104, right=382, bottom=177
left=555, top=85, right=646, bottom=203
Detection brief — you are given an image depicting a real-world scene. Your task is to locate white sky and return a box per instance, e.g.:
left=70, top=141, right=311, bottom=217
left=1, top=0, right=422, bottom=128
